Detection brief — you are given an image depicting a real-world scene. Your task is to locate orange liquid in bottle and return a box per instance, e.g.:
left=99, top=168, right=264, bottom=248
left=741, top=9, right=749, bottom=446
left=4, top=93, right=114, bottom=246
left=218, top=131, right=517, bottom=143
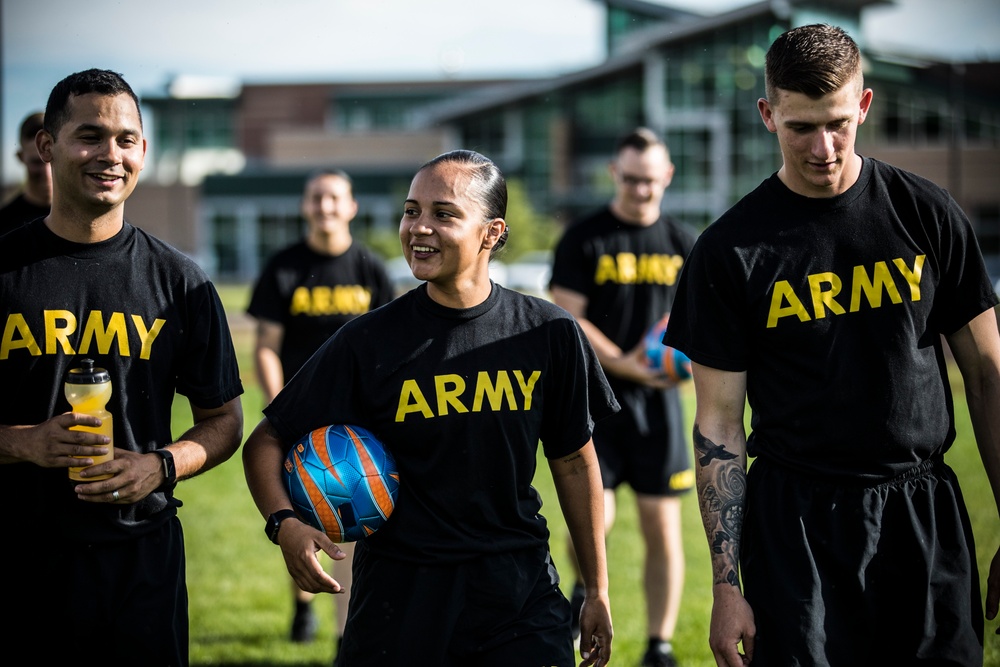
left=65, top=361, right=114, bottom=481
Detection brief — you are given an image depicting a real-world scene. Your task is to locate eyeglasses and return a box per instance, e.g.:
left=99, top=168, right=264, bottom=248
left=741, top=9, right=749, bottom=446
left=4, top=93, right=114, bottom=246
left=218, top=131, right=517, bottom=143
left=619, top=174, right=660, bottom=187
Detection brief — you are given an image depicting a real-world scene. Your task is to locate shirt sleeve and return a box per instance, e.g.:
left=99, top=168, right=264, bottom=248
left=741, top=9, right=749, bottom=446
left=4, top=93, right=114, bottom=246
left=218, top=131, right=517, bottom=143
left=539, top=316, right=619, bottom=459
left=176, top=280, right=245, bottom=408
left=264, top=327, right=362, bottom=447
left=930, top=193, right=1000, bottom=335
left=664, top=230, right=749, bottom=373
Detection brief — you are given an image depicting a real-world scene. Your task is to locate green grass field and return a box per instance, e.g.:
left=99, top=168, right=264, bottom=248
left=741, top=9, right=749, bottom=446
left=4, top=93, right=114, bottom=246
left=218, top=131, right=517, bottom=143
left=177, top=284, right=999, bottom=665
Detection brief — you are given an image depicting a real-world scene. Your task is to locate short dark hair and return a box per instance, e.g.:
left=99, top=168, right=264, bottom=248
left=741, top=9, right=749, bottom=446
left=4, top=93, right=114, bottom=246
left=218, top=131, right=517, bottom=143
left=418, top=150, right=509, bottom=257
left=19, top=112, right=44, bottom=144
left=304, top=169, right=354, bottom=196
left=615, top=127, right=668, bottom=157
left=765, top=24, right=863, bottom=102
left=44, top=69, right=142, bottom=137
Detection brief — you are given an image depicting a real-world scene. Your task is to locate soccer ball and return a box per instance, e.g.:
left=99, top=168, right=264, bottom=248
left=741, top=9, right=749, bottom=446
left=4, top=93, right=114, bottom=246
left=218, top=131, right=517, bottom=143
left=284, top=424, right=400, bottom=542
left=643, top=314, right=692, bottom=382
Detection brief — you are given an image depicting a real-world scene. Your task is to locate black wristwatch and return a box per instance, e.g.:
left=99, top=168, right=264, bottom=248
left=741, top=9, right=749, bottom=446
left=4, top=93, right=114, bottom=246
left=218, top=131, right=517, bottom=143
left=265, top=509, right=299, bottom=545
left=153, top=449, right=177, bottom=490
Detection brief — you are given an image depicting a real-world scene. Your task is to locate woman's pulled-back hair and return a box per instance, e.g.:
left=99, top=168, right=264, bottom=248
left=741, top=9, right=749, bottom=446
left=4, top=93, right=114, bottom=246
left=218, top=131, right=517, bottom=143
left=419, top=149, right=509, bottom=257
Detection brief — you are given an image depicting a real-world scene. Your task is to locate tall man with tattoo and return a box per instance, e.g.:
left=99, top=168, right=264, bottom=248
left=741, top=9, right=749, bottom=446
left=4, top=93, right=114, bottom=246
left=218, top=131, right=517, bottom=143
left=665, top=24, right=1000, bottom=666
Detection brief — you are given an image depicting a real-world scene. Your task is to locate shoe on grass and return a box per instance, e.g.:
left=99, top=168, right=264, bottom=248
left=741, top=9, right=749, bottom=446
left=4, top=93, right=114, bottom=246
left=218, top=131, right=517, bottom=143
left=290, top=602, right=318, bottom=643
left=640, top=641, right=679, bottom=667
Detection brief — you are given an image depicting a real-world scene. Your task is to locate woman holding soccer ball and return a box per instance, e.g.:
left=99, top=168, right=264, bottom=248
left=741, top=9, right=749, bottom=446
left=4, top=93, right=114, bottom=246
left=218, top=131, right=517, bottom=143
left=244, top=149, right=617, bottom=666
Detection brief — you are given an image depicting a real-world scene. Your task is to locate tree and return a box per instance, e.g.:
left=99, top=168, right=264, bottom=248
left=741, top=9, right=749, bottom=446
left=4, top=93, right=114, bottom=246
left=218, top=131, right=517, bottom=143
left=499, top=179, right=561, bottom=262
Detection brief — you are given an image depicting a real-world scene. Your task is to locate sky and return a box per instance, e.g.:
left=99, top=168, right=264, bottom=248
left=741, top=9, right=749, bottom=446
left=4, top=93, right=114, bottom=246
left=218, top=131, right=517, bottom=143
left=2, top=0, right=999, bottom=183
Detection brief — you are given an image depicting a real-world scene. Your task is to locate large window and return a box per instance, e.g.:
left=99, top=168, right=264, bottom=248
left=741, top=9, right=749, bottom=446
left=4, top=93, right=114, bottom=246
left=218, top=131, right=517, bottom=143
left=659, top=16, right=781, bottom=225
left=210, top=214, right=239, bottom=277
left=462, top=112, right=506, bottom=157
left=880, top=92, right=949, bottom=145
left=571, top=77, right=643, bottom=137
left=523, top=103, right=559, bottom=207
left=153, top=100, right=235, bottom=152
left=256, top=212, right=303, bottom=269
left=874, top=83, right=1000, bottom=147
left=335, top=94, right=441, bottom=132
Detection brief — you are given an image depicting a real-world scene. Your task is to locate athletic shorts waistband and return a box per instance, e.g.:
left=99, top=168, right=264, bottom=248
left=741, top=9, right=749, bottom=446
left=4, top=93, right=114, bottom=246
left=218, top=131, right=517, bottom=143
left=752, top=454, right=945, bottom=489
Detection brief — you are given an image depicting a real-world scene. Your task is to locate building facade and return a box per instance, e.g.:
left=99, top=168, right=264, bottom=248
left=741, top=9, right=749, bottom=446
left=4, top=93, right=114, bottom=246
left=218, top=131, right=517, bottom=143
left=130, top=0, right=999, bottom=282
left=432, top=0, right=1000, bottom=241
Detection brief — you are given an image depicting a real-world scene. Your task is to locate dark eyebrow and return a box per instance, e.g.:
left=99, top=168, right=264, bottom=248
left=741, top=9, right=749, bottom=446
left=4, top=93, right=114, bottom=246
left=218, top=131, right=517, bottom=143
left=72, top=122, right=141, bottom=137
left=403, top=199, right=458, bottom=207
left=784, top=114, right=852, bottom=128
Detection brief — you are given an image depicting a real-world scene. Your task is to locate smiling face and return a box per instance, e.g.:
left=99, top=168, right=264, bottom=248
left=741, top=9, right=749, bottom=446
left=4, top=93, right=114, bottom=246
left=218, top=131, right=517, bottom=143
left=37, top=92, right=146, bottom=224
left=399, top=160, right=505, bottom=307
left=758, top=77, right=872, bottom=198
left=609, top=144, right=674, bottom=225
left=302, top=173, right=357, bottom=237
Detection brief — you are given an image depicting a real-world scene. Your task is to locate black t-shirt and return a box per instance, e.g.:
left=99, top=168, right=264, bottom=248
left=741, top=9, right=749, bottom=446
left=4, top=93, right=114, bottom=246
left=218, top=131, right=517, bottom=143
left=265, top=283, right=619, bottom=563
left=666, top=157, right=999, bottom=480
left=0, top=193, right=49, bottom=237
left=550, top=206, right=697, bottom=437
left=247, top=241, right=394, bottom=378
left=0, top=220, right=244, bottom=541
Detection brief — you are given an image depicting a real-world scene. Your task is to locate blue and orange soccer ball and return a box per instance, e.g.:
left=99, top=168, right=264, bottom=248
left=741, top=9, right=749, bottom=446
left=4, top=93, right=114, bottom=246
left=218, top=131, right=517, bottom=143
left=643, top=314, right=692, bottom=382
left=284, top=424, right=400, bottom=542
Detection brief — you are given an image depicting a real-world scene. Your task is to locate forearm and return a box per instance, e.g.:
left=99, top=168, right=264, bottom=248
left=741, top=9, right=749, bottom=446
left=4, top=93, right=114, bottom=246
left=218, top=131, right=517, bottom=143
left=694, top=422, right=748, bottom=589
left=255, top=347, right=285, bottom=403
left=575, top=317, right=624, bottom=368
left=254, top=320, right=286, bottom=403
left=948, top=309, right=1000, bottom=517
left=550, top=443, right=609, bottom=596
left=168, top=398, right=243, bottom=481
left=243, top=417, right=297, bottom=519
left=966, top=375, right=1000, bottom=517
left=551, top=286, right=627, bottom=377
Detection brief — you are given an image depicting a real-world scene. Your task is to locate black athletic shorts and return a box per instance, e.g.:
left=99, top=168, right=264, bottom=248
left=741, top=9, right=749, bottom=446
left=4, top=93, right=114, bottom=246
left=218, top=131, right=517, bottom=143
left=339, top=542, right=574, bottom=666
left=593, top=386, right=692, bottom=496
left=7, top=516, right=188, bottom=665
left=742, top=456, right=983, bottom=666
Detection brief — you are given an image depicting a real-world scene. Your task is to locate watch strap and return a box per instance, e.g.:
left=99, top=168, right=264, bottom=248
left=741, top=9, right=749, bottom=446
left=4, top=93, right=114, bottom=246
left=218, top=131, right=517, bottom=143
left=153, top=448, right=177, bottom=491
left=266, top=509, right=299, bottom=545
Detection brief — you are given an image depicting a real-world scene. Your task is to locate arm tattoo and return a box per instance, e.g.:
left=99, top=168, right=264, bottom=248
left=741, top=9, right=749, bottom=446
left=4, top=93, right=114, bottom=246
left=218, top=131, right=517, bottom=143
left=694, top=424, right=746, bottom=588
left=694, top=424, right=738, bottom=465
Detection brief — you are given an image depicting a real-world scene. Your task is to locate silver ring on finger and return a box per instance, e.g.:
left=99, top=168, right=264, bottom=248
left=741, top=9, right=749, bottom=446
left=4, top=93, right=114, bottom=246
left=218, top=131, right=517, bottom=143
left=112, top=490, right=120, bottom=501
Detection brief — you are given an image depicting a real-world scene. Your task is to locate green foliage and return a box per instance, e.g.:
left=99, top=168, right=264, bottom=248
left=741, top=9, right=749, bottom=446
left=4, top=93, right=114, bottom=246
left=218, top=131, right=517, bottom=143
left=356, top=226, right=403, bottom=261
left=501, top=178, right=562, bottom=261
left=177, top=302, right=1000, bottom=665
